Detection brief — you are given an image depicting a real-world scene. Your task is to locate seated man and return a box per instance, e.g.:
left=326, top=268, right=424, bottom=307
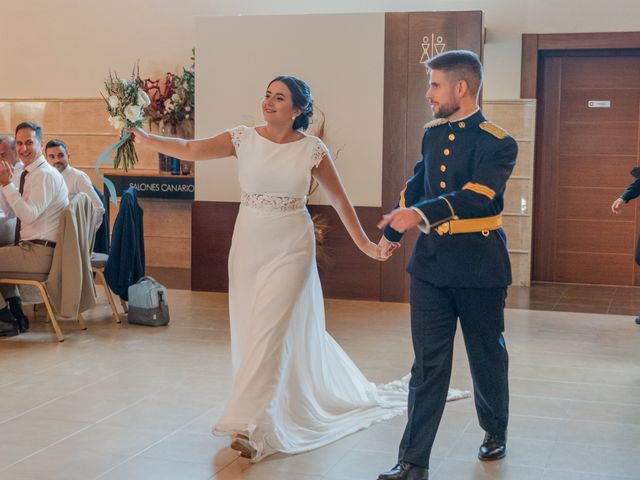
left=46, top=139, right=105, bottom=232
left=0, top=135, right=24, bottom=245
left=0, top=122, right=68, bottom=337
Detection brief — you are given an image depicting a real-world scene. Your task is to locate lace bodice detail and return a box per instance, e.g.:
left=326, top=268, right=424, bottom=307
left=227, top=126, right=329, bottom=199
left=240, top=192, right=306, bottom=211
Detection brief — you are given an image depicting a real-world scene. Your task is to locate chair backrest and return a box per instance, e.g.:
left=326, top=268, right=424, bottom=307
left=92, top=184, right=110, bottom=254
left=47, top=193, right=97, bottom=317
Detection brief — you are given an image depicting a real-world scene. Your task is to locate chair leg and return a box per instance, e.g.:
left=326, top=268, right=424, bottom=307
left=33, top=283, right=64, bottom=342
left=96, top=269, right=121, bottom=323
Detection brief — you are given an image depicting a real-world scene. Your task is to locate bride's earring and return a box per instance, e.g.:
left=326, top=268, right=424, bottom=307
left=291, top=115, right=296, bottom=120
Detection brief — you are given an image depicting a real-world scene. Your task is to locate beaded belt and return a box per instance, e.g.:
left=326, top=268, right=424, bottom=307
left=240, top=192, right=306, bottom=212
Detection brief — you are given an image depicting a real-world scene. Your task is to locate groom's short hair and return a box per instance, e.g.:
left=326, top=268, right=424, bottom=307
left=426, top=50, right=483, bottom=96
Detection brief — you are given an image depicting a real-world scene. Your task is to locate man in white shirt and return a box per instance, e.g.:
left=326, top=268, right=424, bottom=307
left=0, top=135, right=24, bottom=245
left=0, top=122, right=68, bottom=337
left=45, top=139, right=105, bottom=231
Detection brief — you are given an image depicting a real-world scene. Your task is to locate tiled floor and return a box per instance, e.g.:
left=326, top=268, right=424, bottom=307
left=0, top=284, right=638, bottom=480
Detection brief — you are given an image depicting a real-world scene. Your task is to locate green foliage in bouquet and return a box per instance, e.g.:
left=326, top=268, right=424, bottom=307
left=102, top=65, right=150, bottom=171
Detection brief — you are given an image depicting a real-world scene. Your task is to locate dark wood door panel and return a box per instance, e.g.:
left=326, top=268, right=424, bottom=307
left=559, top=122, right=638, bottom=156
left=554, top=252, right=634, bottom=285
left=557, top=187, right=634, bottom=221
left=560, top=89, right=640, bottom=122
left=558, top=155, right=637, bottom=188
left=561, top=56, right=640, bottom=89
left=555, top=219, right=635, bottom=254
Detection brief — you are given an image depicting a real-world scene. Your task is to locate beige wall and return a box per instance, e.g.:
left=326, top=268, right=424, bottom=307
left=2, top=1, right=638, bottom=100
left=194, top=14, right=385, bottom=205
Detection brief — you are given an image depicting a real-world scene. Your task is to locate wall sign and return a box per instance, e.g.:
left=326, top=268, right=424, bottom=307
left=588, top=100, right=611, bottom=108
left=104, top=174, right=194, bottom=201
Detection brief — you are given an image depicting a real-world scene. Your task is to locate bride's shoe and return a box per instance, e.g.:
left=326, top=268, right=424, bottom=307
left=230, top=433, right=257, bottom=459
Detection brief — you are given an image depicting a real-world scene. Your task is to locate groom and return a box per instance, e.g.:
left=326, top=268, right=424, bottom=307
left=376, top=50, right=518, bottom=480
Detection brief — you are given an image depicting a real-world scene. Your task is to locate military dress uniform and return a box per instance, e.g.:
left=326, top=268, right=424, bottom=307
left=384, top=109, right=518, bottom=469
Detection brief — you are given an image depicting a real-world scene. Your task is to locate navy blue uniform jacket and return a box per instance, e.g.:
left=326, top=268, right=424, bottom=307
left=384, top=110, right=518, bottom=288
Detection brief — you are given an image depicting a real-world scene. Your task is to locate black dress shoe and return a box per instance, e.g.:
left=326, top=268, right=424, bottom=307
left=8, top=297, right=29, bottom=332
left=635, top=316, right=640, bottom=325
left=377, top=462, right=428, bottom=480
left=478, top=431, right=506, bottom=461
left=0, top=308, right=19, bottom=337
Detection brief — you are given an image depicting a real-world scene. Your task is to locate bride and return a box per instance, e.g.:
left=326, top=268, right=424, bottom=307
left=129, top=75, right=407, bottom=461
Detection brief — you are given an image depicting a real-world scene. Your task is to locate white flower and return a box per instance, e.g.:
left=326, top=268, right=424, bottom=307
left=108, top=95, right=120, bottom=109
left=171, top=93, right=180, bottom=103
left=108, top=115, right=126, bottom=131
left=137, top=90, right=151, bottom=107
left=124, top=105, right=142, bottom=122
left=182, top=82, right=189, bottom=89
left=185, top=114, right=190, bottom=119
left=164, top=100, right=175, bottom=112
left=185, top=106, right=191, bottom=112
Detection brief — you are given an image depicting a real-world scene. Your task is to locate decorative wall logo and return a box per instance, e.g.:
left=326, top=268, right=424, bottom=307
left=420, top=34, right=446, bottom=63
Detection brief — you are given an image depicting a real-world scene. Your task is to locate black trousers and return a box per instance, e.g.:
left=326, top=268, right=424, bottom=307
left=398, top=276, right=509, bottom=468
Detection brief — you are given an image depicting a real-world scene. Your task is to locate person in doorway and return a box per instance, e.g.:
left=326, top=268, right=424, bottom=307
left=611, top=167, right=640, bottom=325
left=376, top=50, right=518, bottom=480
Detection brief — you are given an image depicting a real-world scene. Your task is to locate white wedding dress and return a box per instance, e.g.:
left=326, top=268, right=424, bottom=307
left=213, top=126, right=465, bottom=461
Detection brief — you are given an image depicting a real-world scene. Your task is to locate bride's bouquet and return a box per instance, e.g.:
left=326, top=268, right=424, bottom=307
left=102, top=70, right=151, bottom=171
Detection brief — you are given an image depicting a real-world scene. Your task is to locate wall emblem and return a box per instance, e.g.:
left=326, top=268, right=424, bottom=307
left=420, top=34, right=446, bottom=63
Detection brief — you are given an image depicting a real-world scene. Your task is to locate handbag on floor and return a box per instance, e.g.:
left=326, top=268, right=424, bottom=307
left=127, top=276, right=170, bottom=326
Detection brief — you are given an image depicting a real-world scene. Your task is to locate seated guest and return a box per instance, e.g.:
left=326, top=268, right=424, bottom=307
left=0, top=135, right=24, bottom=186
left=0, top=122, right=68, bottom=337
left=46, top=139, right=105, bottom=232
left=0, top=135, right=24, bottom=245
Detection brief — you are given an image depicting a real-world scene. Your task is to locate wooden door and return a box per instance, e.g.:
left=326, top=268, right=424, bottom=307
left=533, top=52, right=640, bottom=284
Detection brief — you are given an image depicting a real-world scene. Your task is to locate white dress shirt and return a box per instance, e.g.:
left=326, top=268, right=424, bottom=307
left=61, top=165, right=105, bottom=231
left=0, top=156, right=69, bottom=242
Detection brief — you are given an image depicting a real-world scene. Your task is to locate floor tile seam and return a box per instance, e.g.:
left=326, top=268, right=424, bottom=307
left=508, top=375, right=640, bottom=390
left=0, top=368, right=138, bottom=426
left=509, top=392, right=640, bottom=408
left=0, top=387, right=171, bottom=473
left=92, top=416, right=223, bottom=479
left=504, top=412, right=640, bottom=429
left=539, top=464, right=637, bottom=478
left=92, top=454, right=220, bottom=480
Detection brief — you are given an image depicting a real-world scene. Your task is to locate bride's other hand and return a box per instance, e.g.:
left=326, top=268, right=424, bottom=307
left=361, top=241, right=392, bottom=262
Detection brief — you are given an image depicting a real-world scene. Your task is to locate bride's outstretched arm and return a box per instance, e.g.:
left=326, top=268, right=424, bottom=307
left=312, top=154, right=390, bottom=261
left=127, top=127, right=235, bottom=161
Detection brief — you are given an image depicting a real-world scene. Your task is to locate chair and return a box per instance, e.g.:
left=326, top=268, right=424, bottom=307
left=91, top=252, right=126, bottom=323
left=0, top=194, right=95, bottom=341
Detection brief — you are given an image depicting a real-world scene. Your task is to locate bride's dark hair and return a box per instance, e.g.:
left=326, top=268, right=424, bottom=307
left=269, top=75, right=314, bottom=131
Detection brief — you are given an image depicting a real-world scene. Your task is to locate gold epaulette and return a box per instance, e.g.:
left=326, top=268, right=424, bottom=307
left=424, top=118, right=448, bottom=129
left=479, top=121, right=509, bottom=139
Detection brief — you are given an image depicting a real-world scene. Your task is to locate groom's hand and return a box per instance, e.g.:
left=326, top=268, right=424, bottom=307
left=377, top=208, right=422, bottom=233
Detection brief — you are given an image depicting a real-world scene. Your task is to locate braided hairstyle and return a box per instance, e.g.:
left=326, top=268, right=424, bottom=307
left=268, top=75, right=314, bottom=131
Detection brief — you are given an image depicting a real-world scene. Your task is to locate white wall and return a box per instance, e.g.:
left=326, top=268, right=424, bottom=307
left=2, top=1, right=638, bottom=100
left=194, top=14, right=385, bottom=205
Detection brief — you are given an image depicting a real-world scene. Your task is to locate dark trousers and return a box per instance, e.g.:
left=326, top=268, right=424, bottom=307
left=398, top=276, right=509, bottom=468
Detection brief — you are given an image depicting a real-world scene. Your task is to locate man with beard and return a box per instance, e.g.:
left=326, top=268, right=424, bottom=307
left=376, top=50, right=518, bottom=480
left=45, top=139, right=104, bottom=232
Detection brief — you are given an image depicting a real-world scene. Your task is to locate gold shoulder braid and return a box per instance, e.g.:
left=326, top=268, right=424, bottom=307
left=424, top=118, right=448, bottom=129
left=479, top=121, right=509, bottom=139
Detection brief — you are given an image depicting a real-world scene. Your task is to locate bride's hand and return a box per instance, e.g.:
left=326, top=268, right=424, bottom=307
left=361, top=241, right=392, bottom=262
left=126, top=127, right=150, bottom=145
